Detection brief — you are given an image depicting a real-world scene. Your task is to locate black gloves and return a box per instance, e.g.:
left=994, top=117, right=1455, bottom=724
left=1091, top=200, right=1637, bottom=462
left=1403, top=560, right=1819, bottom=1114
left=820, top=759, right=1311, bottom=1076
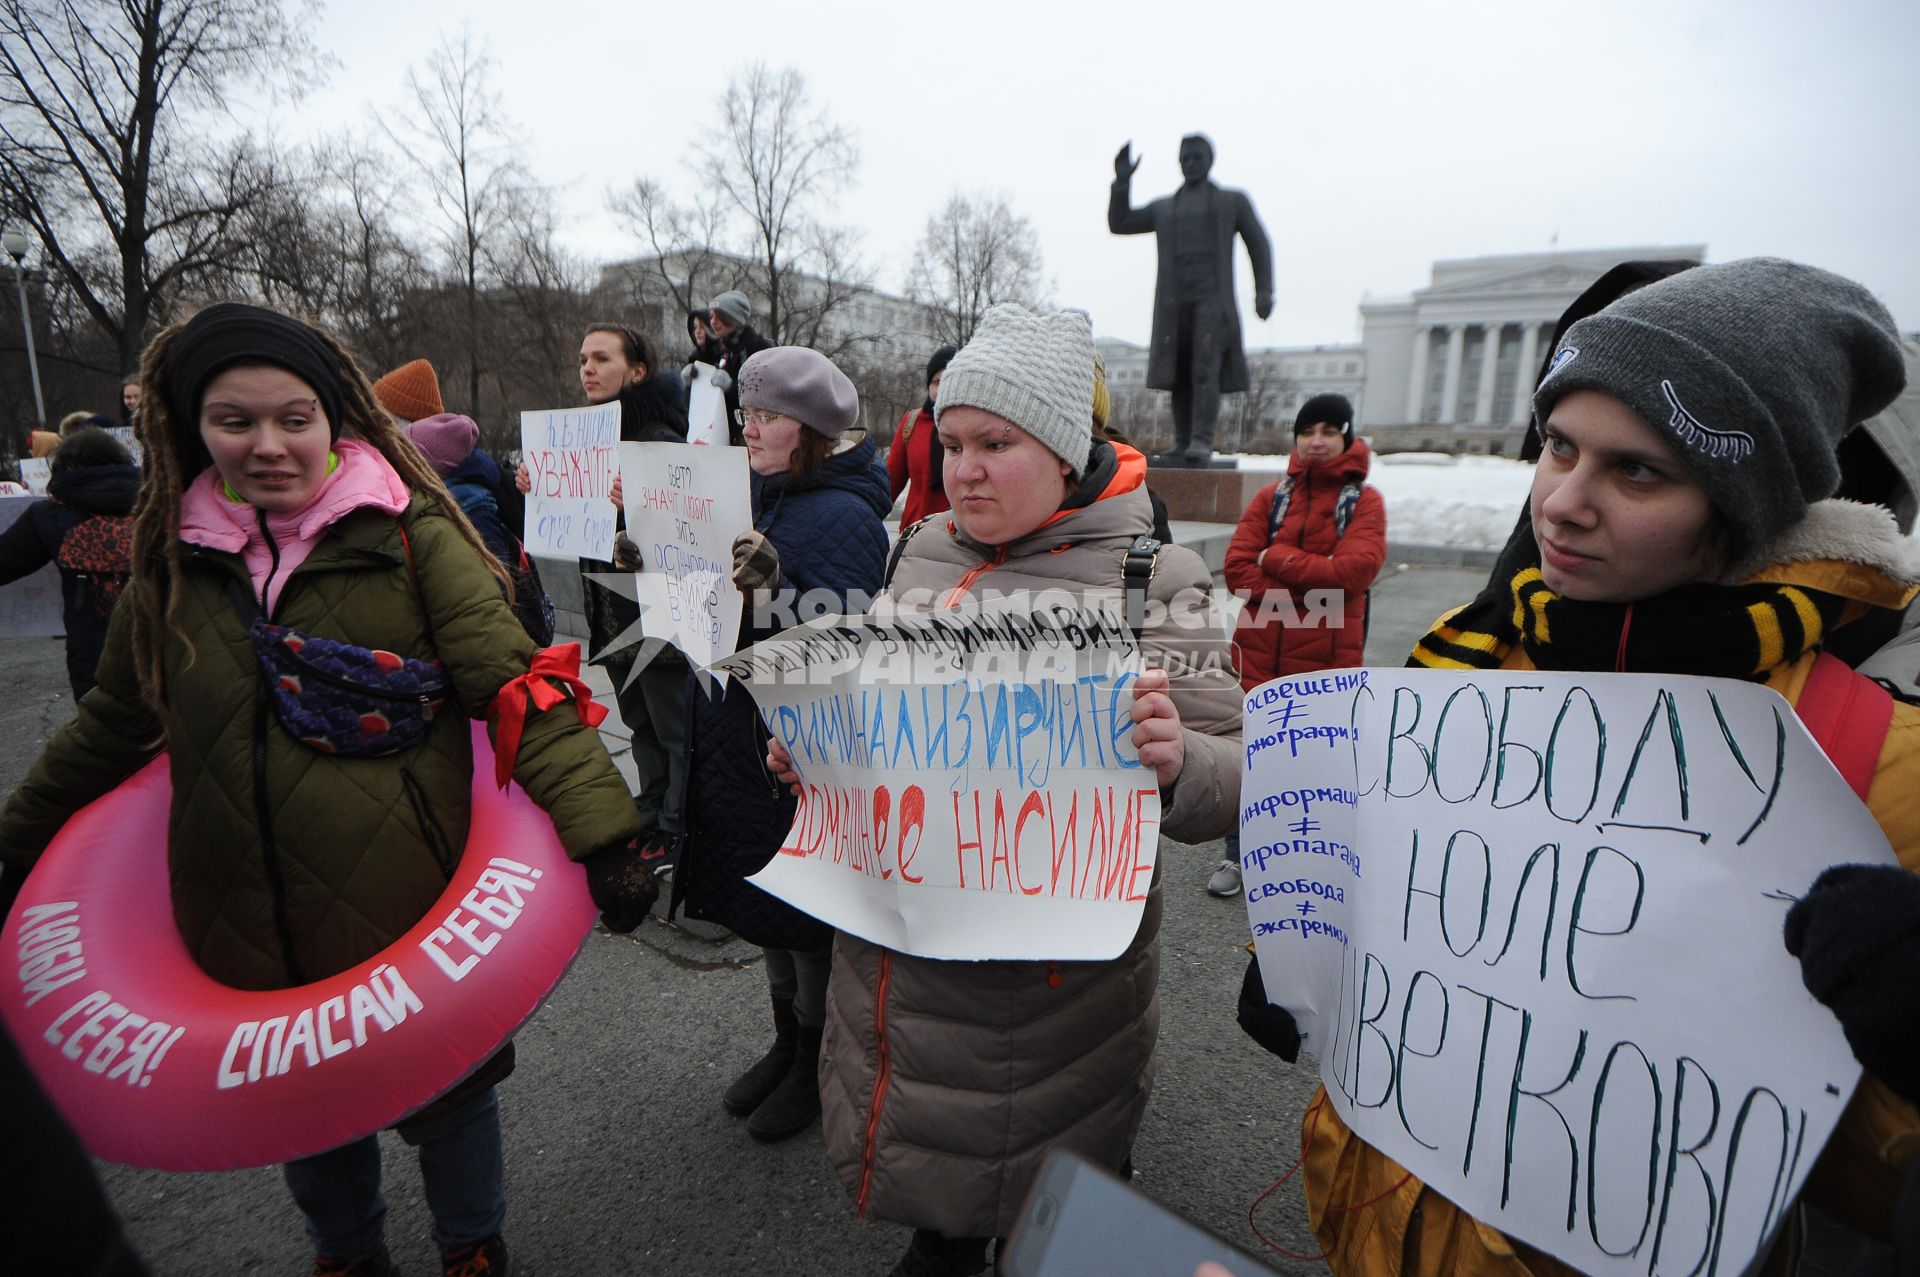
left=1784, top=863, right=1920, bottom=1104
left=584, top=839, right=660, bottom=935
left=1236, top=951, right=1301, bottom=1063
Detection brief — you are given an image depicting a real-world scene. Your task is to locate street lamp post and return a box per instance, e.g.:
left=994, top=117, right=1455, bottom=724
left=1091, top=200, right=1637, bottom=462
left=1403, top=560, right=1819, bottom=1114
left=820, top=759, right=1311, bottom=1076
left=2, top=227, right=49, bottom=428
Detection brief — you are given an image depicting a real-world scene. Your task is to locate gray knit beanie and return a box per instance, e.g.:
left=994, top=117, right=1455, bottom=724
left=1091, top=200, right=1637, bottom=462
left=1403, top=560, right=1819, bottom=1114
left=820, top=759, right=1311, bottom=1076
left=935, top=304, right=1095, bottom=474
left=709, top=290, right=752, bottom=328
left=738, top=346, right=859, bottom=438
left=1534, top=257, right=1906, bottom=554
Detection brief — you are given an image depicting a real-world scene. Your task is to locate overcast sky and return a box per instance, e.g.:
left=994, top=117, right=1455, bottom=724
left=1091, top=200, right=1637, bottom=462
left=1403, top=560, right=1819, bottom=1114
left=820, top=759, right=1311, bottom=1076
left=273, top=0, right=1920, bottom=352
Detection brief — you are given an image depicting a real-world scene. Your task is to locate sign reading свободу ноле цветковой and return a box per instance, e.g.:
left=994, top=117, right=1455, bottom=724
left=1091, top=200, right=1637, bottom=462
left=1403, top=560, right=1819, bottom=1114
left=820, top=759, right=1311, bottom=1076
left=1240, top=667, right=1890, bottom=1277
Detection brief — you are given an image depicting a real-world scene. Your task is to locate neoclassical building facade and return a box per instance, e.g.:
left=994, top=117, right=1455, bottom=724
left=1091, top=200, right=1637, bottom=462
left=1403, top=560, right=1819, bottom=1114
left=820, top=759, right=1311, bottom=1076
left=1358, top=245, right=1706, bottom=447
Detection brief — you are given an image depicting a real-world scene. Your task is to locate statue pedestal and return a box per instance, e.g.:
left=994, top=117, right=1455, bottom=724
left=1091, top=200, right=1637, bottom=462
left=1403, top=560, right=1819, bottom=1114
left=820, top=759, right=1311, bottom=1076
left=1145, top=464, right=1273, bottom=523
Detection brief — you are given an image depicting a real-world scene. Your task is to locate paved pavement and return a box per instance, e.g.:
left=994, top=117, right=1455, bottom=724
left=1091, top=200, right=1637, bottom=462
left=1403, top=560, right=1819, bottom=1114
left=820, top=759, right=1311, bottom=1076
left=0, top=559, right=1865, bottom=1275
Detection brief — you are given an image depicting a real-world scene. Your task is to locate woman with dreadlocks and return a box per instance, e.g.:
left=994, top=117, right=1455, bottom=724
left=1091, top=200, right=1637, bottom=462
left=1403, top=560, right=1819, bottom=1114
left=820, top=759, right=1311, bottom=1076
left=0, top=303, right=656, bottom=1277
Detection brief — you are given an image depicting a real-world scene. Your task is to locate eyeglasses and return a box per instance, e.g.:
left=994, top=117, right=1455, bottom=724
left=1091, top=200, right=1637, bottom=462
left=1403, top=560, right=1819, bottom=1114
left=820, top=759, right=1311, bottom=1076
left=733, top=409, right=787, bottom=429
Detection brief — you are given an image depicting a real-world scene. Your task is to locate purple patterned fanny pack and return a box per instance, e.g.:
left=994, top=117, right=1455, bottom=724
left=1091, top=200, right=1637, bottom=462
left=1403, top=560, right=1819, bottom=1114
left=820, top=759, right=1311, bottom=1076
left=249, top=617, right=450, bottom=756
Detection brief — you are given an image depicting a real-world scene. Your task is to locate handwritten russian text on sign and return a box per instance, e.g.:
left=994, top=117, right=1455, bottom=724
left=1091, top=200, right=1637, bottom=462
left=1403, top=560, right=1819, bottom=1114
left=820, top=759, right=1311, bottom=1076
left=20, top=458, right=50, bottom=496
left=519, top=403, right=619, bottom=560
left=1241, top=668, right=1889, bottom=1277
left=0, top=495, right=63, bottom=638
left=717, top=597, right=1159, bottom=961
left=686, top=362, right=727, bottom=448
left=617, top=442, right=750, bottom=669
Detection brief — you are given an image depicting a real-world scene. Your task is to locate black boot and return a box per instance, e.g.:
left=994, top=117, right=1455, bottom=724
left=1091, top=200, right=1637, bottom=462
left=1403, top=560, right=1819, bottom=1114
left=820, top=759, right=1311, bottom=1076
left=884, top=1229, right=991, bottom=1277
left=747, top=1022, right=822, bottom=1142
left=722, top=993, right=797, bottom=1115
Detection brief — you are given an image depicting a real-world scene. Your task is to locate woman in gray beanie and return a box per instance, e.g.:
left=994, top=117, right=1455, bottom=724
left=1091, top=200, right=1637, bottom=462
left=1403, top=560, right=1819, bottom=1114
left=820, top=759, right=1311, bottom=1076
left=672, top=346, right=894, bottom=1144
left=771, top=304, right=1243, bottom=1275
left=1274, top=257, right=1920, bottom=1277
left=706, top=290, right=772, bottom=440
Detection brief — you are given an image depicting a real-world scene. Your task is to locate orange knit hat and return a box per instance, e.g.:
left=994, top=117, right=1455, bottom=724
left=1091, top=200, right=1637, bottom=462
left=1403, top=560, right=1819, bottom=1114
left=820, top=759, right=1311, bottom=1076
left=372, top=359, right=445, bottom=422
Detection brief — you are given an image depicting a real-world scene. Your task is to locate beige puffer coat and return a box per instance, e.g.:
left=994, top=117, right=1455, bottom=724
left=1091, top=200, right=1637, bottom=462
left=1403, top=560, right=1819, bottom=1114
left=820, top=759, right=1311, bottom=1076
left=819, top=442, right=1241, bottom=1238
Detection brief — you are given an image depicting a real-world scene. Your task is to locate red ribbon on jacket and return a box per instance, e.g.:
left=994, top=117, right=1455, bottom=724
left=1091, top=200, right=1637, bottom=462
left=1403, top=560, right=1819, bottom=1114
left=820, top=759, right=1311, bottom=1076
left=487, top=643, right=608, bottom=789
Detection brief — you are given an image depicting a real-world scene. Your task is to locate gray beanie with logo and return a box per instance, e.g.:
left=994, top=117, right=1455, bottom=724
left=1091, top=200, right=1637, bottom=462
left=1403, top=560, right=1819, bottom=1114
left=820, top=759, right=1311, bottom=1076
left=934, top=304, right=1095, bottom=474
left=1534, top=256, right=1906, bottom=554
left=709, top=290, right=752, bottom=328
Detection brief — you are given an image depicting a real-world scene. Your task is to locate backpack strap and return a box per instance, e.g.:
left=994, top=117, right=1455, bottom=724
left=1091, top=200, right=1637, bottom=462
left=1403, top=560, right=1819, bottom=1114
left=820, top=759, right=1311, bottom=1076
left=885, top=514, right=940, bottom=588
left=1122, top=534, right=1162, bottom=641
left=1334, top=479, right=1364, bottom=538
left=1265, top=475, right=1295, bottom=543
left=1797, top=650, right=1895, bottom=802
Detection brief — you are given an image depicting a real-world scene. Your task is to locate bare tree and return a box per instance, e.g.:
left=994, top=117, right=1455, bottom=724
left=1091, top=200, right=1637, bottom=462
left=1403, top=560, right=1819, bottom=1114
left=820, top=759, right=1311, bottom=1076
left=475, top=195, right=594, bottom=447
left=1229, top=358, right=1294, bottom=454
left=385, top=29, right=533, bottom=413
left=778, top=224, right=878, bottom=360
left=607, top=178, right=744, bottom=323
left=0, top=0, right=318, bottom=372
left=691, top=63, right=859, bottom=344
left=906, top=192, right=1048, bottom=347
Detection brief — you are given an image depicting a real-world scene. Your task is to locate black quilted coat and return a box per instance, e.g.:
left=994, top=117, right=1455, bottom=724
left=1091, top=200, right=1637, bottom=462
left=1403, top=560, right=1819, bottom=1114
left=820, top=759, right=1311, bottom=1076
left=670, top=438, right=891, bottom=949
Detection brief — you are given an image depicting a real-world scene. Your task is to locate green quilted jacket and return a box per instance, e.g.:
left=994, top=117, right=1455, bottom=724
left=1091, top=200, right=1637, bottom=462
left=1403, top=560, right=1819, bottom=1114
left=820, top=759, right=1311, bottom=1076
left=0, top=493, right=639, bottom=992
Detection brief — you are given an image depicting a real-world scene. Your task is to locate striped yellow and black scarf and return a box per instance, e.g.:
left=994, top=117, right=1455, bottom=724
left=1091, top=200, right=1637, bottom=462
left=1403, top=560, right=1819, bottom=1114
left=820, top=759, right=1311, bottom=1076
left=1411, top=566, right=1849, bottom=677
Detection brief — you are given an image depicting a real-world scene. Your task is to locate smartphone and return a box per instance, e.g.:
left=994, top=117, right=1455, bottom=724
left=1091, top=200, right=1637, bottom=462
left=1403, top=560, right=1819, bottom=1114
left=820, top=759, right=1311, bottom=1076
left=999, top=1150, right=1281, bottom=1277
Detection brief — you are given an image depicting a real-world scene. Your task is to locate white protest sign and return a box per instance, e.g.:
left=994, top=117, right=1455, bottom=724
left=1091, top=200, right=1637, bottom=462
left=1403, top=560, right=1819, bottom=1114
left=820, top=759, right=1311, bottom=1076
left=519, top=402, right=620, bottom=560
left=106, top=426, right=142, bottom=466
left=19, top=459, right=50, bottom=496
left=716, top=596, right=1160, bottom=961
left=616, top=441, right=750, bottom=668
left=0, top=495, right=64, bottom=637
left=1240, top=667, right=1890, bottom=1277
left=686, top=362, right=728, bottom=447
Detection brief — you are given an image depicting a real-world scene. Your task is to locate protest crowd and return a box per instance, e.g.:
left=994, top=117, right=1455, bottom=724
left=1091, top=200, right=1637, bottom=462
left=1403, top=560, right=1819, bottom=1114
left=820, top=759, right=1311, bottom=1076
left=0, top=245, right=1918, bottom=1277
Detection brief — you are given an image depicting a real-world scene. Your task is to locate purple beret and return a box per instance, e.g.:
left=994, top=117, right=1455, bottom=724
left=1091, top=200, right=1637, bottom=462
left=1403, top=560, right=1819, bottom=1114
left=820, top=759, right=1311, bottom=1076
left=737, top=346, right=859, bottom=438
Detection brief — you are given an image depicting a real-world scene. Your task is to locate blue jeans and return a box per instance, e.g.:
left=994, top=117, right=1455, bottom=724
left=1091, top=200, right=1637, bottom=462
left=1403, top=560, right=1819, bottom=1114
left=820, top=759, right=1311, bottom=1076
left=282, top=1088, right=506, bottom=1260
left=1224, top=831, right=1240, bottom=863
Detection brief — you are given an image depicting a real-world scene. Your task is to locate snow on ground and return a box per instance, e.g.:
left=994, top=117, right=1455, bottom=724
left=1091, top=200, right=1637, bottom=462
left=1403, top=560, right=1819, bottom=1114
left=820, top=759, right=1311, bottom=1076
left=1217, top=452, right=1535, bottom=550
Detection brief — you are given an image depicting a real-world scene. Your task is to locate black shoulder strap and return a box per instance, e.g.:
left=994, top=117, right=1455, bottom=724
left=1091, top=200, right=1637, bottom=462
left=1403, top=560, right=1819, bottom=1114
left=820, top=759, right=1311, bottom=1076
left=1122, top=534, right=1162, bottom=640
left=885, top=513, right=940, bottom=588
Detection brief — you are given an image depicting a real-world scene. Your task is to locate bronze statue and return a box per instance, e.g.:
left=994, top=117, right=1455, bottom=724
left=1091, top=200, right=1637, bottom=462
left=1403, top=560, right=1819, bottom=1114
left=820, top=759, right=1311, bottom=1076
left=1109, top=135, right=1274, bottom=465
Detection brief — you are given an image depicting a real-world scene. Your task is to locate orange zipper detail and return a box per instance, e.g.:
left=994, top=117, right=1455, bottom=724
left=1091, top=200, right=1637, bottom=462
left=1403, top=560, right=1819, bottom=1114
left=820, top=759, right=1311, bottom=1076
left=940, top=546, right=1009, bottom=608
left=855, top=949, right=894, bottom=1217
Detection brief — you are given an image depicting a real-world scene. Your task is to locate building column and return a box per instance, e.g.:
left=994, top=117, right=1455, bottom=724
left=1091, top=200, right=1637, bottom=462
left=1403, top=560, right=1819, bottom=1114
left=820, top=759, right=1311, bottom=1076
left=1438, top=325, right=1466, bottom=423
left=1472, top=324, right=1504, bottom=424
left=1512, top=322, right=1542, bottom=422
left=1404, top=326, right=1430, bottom=421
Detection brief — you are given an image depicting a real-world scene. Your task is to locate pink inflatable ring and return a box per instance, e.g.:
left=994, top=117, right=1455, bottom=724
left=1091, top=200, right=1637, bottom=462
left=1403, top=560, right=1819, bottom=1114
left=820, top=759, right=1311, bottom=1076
left=0, top=723, right=597, bottom=1171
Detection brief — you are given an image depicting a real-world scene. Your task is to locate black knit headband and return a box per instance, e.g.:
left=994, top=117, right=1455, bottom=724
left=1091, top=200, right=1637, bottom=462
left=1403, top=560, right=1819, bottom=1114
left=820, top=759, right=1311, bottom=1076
left=165, top=303, right=346, bottom=444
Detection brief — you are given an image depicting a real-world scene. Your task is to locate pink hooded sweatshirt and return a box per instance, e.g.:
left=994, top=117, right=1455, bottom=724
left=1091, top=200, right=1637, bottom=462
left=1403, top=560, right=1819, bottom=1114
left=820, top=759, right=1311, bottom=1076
left=178, top=438, right=410, bottom=615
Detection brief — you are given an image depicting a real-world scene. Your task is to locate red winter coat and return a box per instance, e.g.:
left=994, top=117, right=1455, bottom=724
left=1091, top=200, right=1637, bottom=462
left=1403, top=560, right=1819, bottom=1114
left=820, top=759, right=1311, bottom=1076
left=1223, top=437, right=1386, bottom=688
left=885, top=406, right=950, bottom=528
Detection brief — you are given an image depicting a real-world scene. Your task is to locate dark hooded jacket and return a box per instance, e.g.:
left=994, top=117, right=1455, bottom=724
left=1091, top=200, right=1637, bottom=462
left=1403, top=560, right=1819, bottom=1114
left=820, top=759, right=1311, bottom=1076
left=443, top=448, right=515, bottom=565
left=582, top=379, right=691, bottom=663
left=717, top=326, right=774, bottom=444
left=0, top=463, right=139, bottom=698
left=671, top=436, right=891, bottom=949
